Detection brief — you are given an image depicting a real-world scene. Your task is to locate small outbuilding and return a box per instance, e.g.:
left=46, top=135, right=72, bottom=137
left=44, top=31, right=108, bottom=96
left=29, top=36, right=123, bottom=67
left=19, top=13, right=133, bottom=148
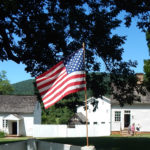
left=68, top=112, right=87, bottom=127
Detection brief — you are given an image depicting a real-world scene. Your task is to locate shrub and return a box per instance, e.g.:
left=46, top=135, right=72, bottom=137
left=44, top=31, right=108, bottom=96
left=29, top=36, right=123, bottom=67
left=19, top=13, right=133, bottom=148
left=0, top=131, right=5, bottom=138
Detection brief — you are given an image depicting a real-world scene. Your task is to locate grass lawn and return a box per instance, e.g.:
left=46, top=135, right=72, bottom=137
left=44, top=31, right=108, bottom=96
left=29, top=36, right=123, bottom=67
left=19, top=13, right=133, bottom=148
left=0, top=137, right=29, bottom=144
left=1, top=135, right=150, bottom=150
left=39, top=136, right=150, bottom=150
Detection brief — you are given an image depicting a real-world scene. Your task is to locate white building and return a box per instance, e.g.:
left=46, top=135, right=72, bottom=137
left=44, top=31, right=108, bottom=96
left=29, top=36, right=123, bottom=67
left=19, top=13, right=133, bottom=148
left=77, top=96, right=111, bottom=135
left=111, top=90, right=150, bottom=134
left=33, top=96, right=111, bottom=138
left=0, top=95, right=41, bottom=136
left=2, top=93, right=150, bottom=137
left=77, top=91, right=150, bottom=135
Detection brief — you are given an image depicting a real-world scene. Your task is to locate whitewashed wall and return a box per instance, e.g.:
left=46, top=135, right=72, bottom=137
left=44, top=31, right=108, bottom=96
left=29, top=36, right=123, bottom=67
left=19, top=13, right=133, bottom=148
left=111, top=104, right=150, bottom=132
left=0, top=113, right=9, bottom=133
left=33, top=124, right=110, bottom=138
left=21, top=114, right=34, bottom=136
left=77, top=97, right=111, bottom=127
left=0, top=113, right=34, bottom=136
left=0, top=114, right=4, bottom=131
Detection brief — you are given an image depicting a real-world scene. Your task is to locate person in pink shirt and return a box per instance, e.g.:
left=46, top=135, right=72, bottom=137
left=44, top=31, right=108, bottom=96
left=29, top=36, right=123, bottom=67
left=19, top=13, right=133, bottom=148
left=131, top=123, right=135, bottom=136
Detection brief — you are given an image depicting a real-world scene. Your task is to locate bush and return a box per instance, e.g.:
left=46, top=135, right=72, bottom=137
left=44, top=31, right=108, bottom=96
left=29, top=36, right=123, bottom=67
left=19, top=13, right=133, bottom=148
left=0, top=131, right=5, bottom=138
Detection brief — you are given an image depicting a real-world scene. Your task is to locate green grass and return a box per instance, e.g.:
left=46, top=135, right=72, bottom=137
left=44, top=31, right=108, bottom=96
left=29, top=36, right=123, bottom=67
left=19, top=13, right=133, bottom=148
left=41, top=137, right=150, bottom=150
left=1, top=135, right=150, bottom=150
left=0, top=137, right=29, bottom=144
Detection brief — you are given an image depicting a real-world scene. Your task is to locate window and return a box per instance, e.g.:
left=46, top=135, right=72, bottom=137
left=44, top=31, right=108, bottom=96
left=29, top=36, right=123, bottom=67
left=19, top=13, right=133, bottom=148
left=93, top=122, right=97, bottom=125
left=124, top=110, right=130, bottom=114
left=2, top=120, right=5, bottom=128
left=6, top=120, right=8, bottom=127
left=115, top=111, right=121, bottom=121
left=2, top=120, right=8, bottom=128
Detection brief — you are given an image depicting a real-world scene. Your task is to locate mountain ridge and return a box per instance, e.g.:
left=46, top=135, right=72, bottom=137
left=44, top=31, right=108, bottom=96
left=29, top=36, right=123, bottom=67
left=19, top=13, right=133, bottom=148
left=11, top=79, right=35, bottom=95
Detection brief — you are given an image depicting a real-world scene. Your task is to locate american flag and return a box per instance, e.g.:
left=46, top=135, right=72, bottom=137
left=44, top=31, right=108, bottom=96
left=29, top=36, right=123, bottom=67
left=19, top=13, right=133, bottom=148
left=36, top=48, right=86, bottom=109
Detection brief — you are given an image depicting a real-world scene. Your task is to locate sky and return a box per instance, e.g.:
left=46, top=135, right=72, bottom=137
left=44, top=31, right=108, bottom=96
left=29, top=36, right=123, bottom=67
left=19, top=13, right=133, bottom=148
left=116, top=21, right=149, bottom=72
left=0, top=20, right=150, bottom=84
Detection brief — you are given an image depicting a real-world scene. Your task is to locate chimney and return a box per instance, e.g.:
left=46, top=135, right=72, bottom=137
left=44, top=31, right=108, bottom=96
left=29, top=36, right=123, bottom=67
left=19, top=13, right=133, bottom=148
left=136, top=73, right=144, bottom=84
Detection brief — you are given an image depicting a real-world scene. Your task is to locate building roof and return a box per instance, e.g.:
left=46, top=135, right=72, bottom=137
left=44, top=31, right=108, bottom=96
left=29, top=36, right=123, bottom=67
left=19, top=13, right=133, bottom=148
left=111, top=89, right=150, bottom=105
left=4, top=114, right=23, bottom=120
left=75, top=112, right=87, bottom=122
left=0, top=95, right=37, bottom=113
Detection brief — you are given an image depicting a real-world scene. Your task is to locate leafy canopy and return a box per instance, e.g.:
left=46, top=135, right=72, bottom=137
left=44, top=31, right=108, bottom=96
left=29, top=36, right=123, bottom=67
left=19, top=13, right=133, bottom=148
left=144, top=30, right=150, bottom=91
left=0, top=70, right=14, bottom=95
left=0, top=0, right=150, bottom=105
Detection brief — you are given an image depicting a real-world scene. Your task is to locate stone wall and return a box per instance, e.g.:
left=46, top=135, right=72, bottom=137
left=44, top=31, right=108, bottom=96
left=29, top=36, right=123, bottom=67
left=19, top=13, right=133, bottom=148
left=0, top=139, right=81, bottom=150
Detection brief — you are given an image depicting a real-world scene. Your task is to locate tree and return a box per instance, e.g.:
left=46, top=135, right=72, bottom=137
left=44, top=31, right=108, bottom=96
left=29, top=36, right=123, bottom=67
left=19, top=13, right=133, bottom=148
left=0, top=0, right=149, bottom=106
left=41, top=97, right=81, bottom=124
left=144, top=60, right=150, bottom=91
left=144, top=30, right=150, bottom=91
left=42, top=105, right=74, bottom=124
left=0, top=70, right=14, bottom=95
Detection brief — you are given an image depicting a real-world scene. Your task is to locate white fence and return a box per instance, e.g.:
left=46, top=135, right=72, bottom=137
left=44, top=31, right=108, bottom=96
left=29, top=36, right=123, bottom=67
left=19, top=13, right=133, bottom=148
left=33, top=124, right=110, bottom=138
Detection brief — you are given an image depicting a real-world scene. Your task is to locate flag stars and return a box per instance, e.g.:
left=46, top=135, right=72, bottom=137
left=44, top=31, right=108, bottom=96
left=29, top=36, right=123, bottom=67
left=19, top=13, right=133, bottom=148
left=64, top=48, right=84, bottom=74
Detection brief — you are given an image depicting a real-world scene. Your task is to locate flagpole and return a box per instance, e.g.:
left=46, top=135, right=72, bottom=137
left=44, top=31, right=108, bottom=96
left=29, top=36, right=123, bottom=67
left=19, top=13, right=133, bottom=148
left=83, top=42, right=89, bottom=147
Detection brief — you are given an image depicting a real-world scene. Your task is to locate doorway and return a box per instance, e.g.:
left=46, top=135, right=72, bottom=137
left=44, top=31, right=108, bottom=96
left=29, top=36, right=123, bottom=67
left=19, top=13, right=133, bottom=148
left=12, top=122, right=17, bottom=135
left=124, top=114, right=130, bottom=127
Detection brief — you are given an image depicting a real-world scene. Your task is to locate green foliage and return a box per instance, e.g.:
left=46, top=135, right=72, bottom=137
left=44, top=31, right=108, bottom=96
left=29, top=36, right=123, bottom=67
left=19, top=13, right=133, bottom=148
left=1, top=0, right=149, bottom=105
left=41, top=88, right=100, bottom=124
left=146, top=31, right=150, bottom=55
left=42, top=104, right=74, bottom=124
left=0, top=70, right=14, bottom=95
left=144, top=60, right=150, bottom=75
left=144, top=28, right=150, bottom=91
left=144, top=60, right=150, bottom=91
left=11, top=79, right=35, bottom=95
left=41, top=91, right=87, bottom=124
left=87, top=73, right=111, bottom=98
left=0, top=131, right=5, bottom=138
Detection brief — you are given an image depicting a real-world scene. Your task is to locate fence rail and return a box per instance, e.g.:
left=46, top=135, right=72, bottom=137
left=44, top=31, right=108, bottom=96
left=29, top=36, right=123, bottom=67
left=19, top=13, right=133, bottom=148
left=33, top=124, right=110, bottom=138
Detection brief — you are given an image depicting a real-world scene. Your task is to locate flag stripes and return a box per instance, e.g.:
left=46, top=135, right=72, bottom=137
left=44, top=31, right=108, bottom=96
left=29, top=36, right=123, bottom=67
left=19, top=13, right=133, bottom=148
left=41, top=72, right=85, bottom=99
left=36, top=48, right=86, bottom=109
left=36, top=61, right=63, bottom=81
left=43, top=74, right=86, bottom=103
left=44, top=85, right=86, bottom=108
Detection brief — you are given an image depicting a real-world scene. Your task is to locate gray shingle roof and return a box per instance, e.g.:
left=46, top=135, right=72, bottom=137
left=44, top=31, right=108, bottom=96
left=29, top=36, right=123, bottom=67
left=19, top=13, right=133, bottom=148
left=111, top=89, right=150, bottom=104
left=75, top=112, right=87, bottom=122
left=0, top=95, right=37, bottom=113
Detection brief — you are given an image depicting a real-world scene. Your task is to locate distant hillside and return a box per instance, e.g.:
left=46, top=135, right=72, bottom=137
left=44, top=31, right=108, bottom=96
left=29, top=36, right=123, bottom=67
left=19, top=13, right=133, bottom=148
left=10, top=73, right=110, bottom=96
left=11, top=79, right=35, bottom=95
left=10, top=78, right=93, bottom=98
